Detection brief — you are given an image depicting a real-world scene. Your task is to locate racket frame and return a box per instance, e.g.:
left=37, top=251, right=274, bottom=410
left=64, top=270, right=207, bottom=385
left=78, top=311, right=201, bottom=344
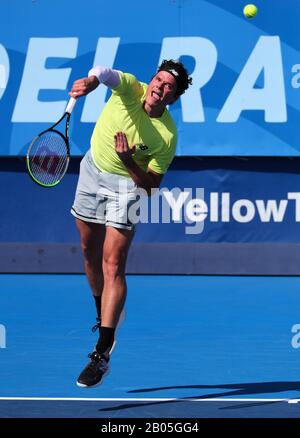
left=26, top=104, right=73, bottom=188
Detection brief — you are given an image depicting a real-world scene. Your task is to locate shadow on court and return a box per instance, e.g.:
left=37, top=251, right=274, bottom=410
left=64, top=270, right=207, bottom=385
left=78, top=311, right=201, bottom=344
left=128, top=381, right=300, bottom=396
left=98, top=381, right=300, bottom=413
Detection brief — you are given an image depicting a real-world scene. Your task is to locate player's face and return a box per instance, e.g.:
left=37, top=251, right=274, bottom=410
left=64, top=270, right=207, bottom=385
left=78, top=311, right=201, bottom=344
left=145, top=71, right=178, bottom=109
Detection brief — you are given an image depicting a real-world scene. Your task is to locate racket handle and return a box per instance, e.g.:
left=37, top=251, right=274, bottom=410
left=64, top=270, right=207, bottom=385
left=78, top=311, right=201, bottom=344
left=65, top=97, right=77, bottom=114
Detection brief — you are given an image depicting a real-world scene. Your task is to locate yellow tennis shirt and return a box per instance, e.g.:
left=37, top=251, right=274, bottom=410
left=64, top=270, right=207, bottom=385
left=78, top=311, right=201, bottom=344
left=90, top=72, right=177, bottom=177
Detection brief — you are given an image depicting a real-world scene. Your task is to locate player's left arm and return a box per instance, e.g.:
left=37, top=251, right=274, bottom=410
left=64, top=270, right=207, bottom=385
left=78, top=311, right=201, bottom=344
left=114, top=132, right=163, bottom=195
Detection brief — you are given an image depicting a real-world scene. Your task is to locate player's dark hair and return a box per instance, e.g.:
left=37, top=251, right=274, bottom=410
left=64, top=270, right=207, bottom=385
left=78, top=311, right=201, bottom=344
left=157, top=59, right=192, bottom=96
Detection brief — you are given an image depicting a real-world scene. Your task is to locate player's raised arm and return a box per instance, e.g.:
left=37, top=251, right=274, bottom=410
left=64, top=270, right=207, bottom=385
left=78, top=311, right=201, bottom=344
left=69, top=66, right=121, bottom=98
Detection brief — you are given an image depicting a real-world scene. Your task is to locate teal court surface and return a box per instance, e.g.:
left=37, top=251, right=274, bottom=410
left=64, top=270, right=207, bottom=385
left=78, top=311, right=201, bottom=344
left=0, top=274, right=300, bottom=418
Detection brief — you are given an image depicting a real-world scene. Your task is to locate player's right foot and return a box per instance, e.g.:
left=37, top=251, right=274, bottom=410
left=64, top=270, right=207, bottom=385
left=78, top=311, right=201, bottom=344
left=76, top=309, right=126, bottom=387
left=76, top=351, right=109, bottom=388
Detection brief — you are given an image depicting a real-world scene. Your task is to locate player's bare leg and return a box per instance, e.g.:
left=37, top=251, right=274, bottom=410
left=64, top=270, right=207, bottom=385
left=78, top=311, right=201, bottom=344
left=76, top=218, right=105, bottom=297
left=101, top=226, right=134, bottom=328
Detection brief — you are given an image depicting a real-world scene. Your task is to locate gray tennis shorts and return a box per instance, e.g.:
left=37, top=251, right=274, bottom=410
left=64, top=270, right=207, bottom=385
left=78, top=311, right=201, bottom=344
left=71, top=150, right=139, bottom=230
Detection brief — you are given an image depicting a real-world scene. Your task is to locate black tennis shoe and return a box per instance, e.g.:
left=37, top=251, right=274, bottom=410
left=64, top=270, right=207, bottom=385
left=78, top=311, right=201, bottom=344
left=76, top=351, right=109, bottom=388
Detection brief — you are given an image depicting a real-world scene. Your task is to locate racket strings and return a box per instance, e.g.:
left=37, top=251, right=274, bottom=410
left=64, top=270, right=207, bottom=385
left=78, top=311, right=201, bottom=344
left=28, top=131, right=69, bottom=186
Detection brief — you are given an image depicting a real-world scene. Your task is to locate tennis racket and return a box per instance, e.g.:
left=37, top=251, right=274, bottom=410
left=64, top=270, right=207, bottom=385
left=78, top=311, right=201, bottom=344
left=26, top=97, right=77, bottom=188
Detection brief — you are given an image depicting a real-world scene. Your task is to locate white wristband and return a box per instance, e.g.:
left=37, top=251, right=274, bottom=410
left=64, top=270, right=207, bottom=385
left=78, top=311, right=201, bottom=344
left=88, top=66, right=121, bottom=88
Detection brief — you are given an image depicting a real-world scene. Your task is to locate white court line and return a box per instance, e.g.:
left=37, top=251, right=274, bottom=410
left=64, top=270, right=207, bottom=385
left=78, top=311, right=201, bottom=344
left=0, top=397, right=299, bottom=403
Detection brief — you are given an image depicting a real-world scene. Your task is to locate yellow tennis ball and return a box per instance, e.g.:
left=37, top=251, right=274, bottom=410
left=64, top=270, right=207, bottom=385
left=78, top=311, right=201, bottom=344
left=243, top=4, right=258, bottom=18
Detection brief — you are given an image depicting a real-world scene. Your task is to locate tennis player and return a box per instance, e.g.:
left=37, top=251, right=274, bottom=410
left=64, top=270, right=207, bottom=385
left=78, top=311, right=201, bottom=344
left=70, top=60, right=192, bottom=387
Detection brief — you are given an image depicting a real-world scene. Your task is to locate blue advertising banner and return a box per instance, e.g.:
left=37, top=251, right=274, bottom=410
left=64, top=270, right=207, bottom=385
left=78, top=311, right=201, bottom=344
left=1, top=157, right=300, bottom=244
left=1, top=156, right=300, bottom=274
left=0, top=0, right=300, bottom=156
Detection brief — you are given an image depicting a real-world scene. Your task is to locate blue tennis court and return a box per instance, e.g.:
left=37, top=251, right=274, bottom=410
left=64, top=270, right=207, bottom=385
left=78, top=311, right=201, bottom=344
left=1, top=274, right=300, bottom=418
